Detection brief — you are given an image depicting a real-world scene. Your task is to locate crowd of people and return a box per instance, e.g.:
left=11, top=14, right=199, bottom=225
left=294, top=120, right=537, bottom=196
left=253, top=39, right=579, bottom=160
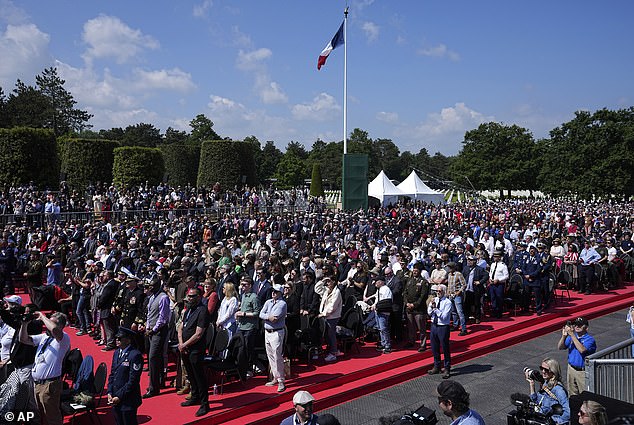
left=0, top=185, right=633, bottom=424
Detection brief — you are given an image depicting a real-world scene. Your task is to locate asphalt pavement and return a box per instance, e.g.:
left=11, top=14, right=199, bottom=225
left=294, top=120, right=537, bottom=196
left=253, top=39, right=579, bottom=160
left=316, top=309, right=632, bottom=425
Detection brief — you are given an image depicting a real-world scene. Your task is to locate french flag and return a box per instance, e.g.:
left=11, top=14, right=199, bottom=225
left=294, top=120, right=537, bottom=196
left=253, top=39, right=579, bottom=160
left=317, top=21, right=345, bottom=70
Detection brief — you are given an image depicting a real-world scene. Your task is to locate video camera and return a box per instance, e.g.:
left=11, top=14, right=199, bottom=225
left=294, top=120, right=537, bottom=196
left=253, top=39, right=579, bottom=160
left=507, top=393, right=562, bottom=425
left=387, top=404, right=437, bottom=425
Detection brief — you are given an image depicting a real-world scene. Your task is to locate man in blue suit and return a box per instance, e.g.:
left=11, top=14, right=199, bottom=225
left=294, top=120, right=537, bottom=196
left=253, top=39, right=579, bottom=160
left=522, top=246, right=543, bottom=316
left=107, top=327, right=143, bottom=425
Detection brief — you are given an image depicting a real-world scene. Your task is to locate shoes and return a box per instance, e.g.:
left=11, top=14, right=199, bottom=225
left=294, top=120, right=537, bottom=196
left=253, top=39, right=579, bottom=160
left=264, top=380, right=277, bottom=387
left=245, top=371, right=253, bottom=379
left=181, top=400, right=199, bottom=407
left=277, top=382, right=286, bottom=393
left=185, top=394, right=192, bottom=400
left=443, top=369, right=451, bottom=379
left=324, top=353, right=337, bottom=362
left=76, top=331, right=86, bottom=336
left=335, top=350, right=345, bottom=356
left=418, top=345, right=427, bottom=352
left=428, top=367, right=441, bottom=375
left=458, top=331, right=467, bottom=336
left=142, top=391, right=158, bottom=399
left=382, top=348, right=392, bottom=354
left=101, top=346, right=115, bottom=352
left=584, top=290, right=592, bottom=295
left=195, top=404, right=210, bottom=417
left=177, top=384, right=190, bottom=395
left=475, top=319, right=481, bottom=324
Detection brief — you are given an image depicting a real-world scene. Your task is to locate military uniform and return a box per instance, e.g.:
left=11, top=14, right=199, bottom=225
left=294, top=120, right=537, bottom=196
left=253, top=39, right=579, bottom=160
left=107, top=328, right=143, bottom=425
left=522, top=250, right=543, bottom=315
left=538, top=245, right=553, bottom=307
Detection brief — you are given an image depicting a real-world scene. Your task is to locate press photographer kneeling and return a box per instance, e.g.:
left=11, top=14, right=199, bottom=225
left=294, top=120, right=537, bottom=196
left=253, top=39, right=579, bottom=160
left=522, top=358, right=570, bottom=425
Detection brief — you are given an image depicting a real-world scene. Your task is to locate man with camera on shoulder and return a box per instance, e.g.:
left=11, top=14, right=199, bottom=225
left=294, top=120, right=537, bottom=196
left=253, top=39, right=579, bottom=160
left=19, top=311, right=71, bottom=425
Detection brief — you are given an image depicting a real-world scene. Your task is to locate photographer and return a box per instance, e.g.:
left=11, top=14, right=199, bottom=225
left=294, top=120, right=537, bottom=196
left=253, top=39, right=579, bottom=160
left=557, top=317, right=596, bottom=396
left=437, top=380, right=485, bottom=425
left=524, top=357, right=570, bottom=424
left=19, top=311, right=71, bottom=425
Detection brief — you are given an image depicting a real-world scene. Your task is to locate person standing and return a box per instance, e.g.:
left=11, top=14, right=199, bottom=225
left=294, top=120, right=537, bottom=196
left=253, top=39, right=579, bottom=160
left=462, top=255, right=488, bottom=325
left=318, top=277, right=343, bottom=362
left=428, top=284, right=452, bottom=379
left=557, top=317, right=597, bottom=396
left=627, top=304, right=634, bottom=358
left=436, top=380, right=486, bottom=425
left=373, top=278, right=393, bottom=354
left=236, top=277, right=261, bottom=374
left=19, top=311, right=71, bottom=425
left=107, top=327, right=143, bottom=425
left=447, top=262, right=467, bottom=336
left=403, top=263, right=429, bottom=352
left=579, top=240, right=601, bottom=295
left=178, top=287, right=210, bottom=417
left=488, top=250, right=509, bottom=318
left=259, top=283, right=287, bottom=393
left=522, top=246, right=543, bottom=315
left=143, top=276, right=171, bottom=398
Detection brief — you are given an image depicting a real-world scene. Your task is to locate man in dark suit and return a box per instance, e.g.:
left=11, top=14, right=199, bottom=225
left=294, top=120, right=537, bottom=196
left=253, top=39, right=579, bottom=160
left=107, top=327, right=143, bottom=425
left=461, top=255, right=488, bottom=324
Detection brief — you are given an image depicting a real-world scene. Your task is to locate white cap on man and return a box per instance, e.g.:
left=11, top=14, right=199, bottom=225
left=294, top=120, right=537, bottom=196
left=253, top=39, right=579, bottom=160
left=293, top=390, right=315, bottom=405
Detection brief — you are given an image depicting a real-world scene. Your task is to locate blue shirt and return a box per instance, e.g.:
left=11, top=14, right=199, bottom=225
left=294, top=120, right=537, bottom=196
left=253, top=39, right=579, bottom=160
left=579, top=247, right=601, bottom=266
left=530, top=383, right=571, bottom=424
left=259, top=298, right=287, bottom=330
left=565, top=332, right=596, bottom=369
left=450, top=409, right=486, bottom=425
left=47, top=262, right=62, bottom=286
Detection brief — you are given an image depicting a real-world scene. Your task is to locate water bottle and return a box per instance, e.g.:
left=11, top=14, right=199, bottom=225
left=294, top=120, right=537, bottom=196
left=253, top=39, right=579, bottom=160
left=212, top=384, right=218, bottom=395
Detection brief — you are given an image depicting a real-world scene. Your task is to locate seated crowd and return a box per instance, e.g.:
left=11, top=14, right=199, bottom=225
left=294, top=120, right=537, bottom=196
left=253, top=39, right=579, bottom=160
left=0, top=189, right=633, bottom=422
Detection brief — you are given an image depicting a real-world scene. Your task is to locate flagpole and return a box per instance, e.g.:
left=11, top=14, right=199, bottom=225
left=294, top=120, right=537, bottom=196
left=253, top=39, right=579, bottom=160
left=343, top=6, right=348, bottom=154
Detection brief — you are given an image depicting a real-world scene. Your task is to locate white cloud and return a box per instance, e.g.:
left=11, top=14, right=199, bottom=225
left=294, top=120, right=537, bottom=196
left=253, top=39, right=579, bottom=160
left=418, top=43, right=460, bottom=61
left=292, top=93, right=341, bottom=121
left=193, top=0, right=213, bottom=18
left=362, top=22, right=379, bottom=42
left=376, top=111, right=399, bottom=123
left=132, top=68, right=196, bottom=92
left=0, top=0, right=29, bottom=25
left=255, top=75, right=288, bottom=104
left=90, top=108, right=159, bottom=130
left=82, top=15, right=159, bottom=65
left=0, top=23, right=50, bottom=87
left=236, top=48, right=272, bottom=70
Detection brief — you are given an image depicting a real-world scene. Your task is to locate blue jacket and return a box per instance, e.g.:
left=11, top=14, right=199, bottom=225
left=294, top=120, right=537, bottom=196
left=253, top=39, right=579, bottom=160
left=107, top=346, right=143, bottom=409
left=522, top=255, right=542, bottom=287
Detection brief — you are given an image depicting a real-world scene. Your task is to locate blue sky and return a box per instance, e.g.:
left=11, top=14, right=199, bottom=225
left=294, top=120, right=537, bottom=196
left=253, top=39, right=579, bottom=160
left=1, top=0, right=632, bottom=155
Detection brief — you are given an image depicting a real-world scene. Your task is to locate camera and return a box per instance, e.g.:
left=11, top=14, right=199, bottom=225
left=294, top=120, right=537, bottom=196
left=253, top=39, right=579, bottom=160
left=384, top=404, right=438, bottom=425
left=507, top=393, right=562, bottom=425
left=523, top=367, right=544, bottom=384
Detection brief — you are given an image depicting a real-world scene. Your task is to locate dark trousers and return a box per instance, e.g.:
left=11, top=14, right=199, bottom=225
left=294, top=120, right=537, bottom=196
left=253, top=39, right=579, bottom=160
left=101, top=313, right=118, bottom=348
left=579, top=265, right=594, bottom=293
left=239, top=328, right=257, bottom=367
left=464, top=290, right=481, bottom=321
left=147, top=327, right=168, bottom=393
left=113, top=405, right=138, bottom=425
left=182, top=348, right=208, bottom=405
left=529, top=284, right=542, bottom=313
left=488, top=283, right=504, bottom=317
left=430, top=324, right=450, bottom=370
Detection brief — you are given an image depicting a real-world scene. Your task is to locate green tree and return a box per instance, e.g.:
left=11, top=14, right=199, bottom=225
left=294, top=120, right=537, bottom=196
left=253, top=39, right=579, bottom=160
left=189, top=114, right=220, bottom=143
left=538, top=108, right=634, bottom=198
left=164, top=127, right=189, bottom=144
left=122, top=123, right=162, bottom=147
left=259, top=140, right=283, bottom=183
left=309, top=163, right=325, bottom=197
left=275, top=149, right=306, bottom=189
left=452, top=122, right=535, bottom=197
left=5, top=80, right=50, bottom=129
left=35, top=67, right=93, bottom=135
left=99, top=127, right=125, bottom=141
left=0, top=87, right=7, bottom=128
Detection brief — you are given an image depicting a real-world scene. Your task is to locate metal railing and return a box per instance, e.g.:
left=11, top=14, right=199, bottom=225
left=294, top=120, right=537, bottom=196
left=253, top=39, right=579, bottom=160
left=0, top=204, right=308, bottom=227
left=586, top=338, right=634, bottom=403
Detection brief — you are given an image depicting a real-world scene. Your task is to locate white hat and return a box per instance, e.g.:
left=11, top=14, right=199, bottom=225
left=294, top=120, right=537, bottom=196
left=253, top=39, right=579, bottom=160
left=85, top=259, right=95, bottom=266
left=293, top=390, right=315, bottom=405
left=430, top=285, right=440, bottom=291
left=272, top=284, right=284, bottom=293
left=3, top=295, right=22, bottom=306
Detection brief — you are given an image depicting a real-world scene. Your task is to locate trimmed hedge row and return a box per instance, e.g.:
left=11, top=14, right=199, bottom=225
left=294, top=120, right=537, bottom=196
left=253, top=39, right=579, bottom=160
left=197, top=140, right=256, bottom=189
left=60, top=138, right=119, bottom=188
left=113, top=146, right=165, bottom=187
left=160, top=143, right=201, bottom=186
left=0, top=127, right=58, bottom=188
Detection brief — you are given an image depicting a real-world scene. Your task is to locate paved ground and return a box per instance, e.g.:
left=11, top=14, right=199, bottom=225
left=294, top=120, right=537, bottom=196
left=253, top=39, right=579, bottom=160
left=317, top=310, right=631, bottom=425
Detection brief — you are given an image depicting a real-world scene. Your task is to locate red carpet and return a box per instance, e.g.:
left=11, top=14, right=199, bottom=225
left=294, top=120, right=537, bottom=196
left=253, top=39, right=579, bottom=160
left=48, top=283, right=634, bottom=425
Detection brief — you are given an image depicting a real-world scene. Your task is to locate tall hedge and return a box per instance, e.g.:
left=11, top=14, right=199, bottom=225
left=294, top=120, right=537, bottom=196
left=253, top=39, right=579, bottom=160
left=310, top=163, right=325, bottom=197
left=112, top=146, right=164, bottom=187
left=0, top=127, right=58, bottom=188
left=60, top=138, right=119, bottom=189
left=159, top=144, right=201, bottom=186
left=197, top=140, right=257, bottom=189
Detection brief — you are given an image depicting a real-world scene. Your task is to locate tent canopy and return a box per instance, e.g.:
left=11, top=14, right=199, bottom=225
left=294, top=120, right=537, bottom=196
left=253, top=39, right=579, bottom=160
left=368, top=170, right=406, bottom=206
left=396, top=171, right=445, bottom=204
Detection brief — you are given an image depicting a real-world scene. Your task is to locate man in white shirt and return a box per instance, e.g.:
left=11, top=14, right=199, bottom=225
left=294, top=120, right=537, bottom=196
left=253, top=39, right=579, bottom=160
left=428, top=284, right=453, bottom=379
left=488, top=251, right=509, bottom=319
left=19, top=311, right=71, bottom=425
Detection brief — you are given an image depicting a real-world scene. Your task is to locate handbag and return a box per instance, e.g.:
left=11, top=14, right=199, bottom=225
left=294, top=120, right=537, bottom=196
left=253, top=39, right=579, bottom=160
left=375, top=298, right=393, bottom=313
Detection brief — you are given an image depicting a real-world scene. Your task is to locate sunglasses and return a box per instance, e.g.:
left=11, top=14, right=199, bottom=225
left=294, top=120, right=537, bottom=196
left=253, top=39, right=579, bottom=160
left=540, top=367, right=551, bottom=373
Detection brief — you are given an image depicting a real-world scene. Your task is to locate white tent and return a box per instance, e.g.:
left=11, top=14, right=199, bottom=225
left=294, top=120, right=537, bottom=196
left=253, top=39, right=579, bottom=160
left=397, top=170, right=445, bottom=204
left=368, top=170, right=406, bottom=206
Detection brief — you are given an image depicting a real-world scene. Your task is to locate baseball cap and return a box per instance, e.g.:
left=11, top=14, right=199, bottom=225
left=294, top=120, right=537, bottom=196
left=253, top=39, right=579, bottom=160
left=573, top=317, right=589, bottom=327
left=437, top=380, right=468, bottom=402
left=293, top=390, right=315, bottom=405
left=3, top=295, right=22, bottom=305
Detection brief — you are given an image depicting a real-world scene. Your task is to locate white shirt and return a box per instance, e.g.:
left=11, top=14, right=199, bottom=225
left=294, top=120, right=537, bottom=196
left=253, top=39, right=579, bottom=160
left=31, top=332, right=71, bottom=381
left=489, top=260, right=509, bottom=282
left=0, top=322, right=14, bottom=362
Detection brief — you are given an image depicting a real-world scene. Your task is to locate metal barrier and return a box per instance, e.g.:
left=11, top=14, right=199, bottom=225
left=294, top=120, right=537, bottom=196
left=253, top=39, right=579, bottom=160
left=0, top=204, right=307, bottom=227
left=586, top=338, right=634, bottom=403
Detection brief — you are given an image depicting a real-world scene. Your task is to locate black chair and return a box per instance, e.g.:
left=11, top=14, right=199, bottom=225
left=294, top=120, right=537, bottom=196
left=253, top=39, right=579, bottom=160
left=206, top=333, right=247, bottom=394
left=68, top=362, right=107, bottom=425
left=305, top=316, right=327, bottom=364
left=504, top=274, right=525, bottom=316
left=337, top=307, right=362, bottom=354
left=204, top=327, right=230, bottom=362
left=555, top=270, right=572, bottom=301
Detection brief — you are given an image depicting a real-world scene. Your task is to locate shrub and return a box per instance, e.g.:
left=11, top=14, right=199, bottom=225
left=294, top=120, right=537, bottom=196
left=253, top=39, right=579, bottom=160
left=112, top=146, right=164, bottom=187
left=60, top=138, right=118, bottom=189
left=160, top=144, right=201, bottom=186
left=310, top=163, right=325, bottom=197
left=197, top=140, right=256, bottom=189
left=0, top=127, right=58, bottom=188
